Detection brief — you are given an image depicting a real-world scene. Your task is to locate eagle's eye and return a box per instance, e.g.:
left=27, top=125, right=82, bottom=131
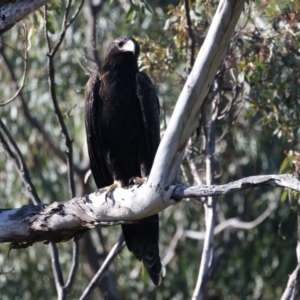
left=118, top=41, right=125, bottom=47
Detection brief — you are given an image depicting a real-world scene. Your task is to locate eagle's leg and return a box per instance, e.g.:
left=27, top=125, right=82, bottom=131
left=129, top=176, right=147, bottom=185
left=98, top=180, right=123, bottom=200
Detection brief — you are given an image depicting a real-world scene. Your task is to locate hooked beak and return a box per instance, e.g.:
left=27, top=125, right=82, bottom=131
left=120, top=40, right=135, bottom=55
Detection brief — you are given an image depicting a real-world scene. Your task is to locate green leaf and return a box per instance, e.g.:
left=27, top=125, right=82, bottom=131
left=47, top=0, right=61, bottom=15
left=126, top=8, right=137, bottom=23
left=46, top=12, right=55, bottom=34
left=281, top=190, right=288, bottom=202
left=278, top=156, right=292, bottom=174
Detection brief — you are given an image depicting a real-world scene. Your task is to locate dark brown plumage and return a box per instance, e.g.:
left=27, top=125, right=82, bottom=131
left=84, top=36, right=162, bottom=285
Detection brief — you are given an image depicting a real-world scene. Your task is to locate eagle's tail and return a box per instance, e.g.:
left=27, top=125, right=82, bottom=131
left=121, top=214, right=162, bottom=285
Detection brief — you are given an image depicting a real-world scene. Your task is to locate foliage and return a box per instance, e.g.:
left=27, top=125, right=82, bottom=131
left=0, top=0, right=300, bottom=299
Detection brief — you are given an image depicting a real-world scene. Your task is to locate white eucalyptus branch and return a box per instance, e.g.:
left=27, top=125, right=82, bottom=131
left=148, top=0, right=245, bottom=189
left=0, top=174, right=298, bottom=248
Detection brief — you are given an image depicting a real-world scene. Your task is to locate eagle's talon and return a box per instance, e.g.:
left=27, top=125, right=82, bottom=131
left=98, top=180, right=122, bottom=202
left=104, top=192, right=109, bottom=203
left=130, top=176, right=147, bottom=185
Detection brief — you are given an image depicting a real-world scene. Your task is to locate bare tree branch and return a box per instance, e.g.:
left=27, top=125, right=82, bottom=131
left=161, top=195, right=279, bottom=267
left=0, top=118, right=41, bottom=205
left=162, top=228, right=185, bottom=266
left=80, top=235, right=125, bottom=300
left=185, top=195, right=280, bottom=240
left=148, top=0, right=245, bottom=190
left=184, top=0, right=195, bottom=73
left=49, top=242, right=65, bottom=298
left=81, top=234, right=121, bottom=300
left=44, top=2, right=84, bottom=297
left=281, top=266, right=300, bottom=300
left=86, top=0, right=103, bottom=71
left=44, top=3, right=79, bottom=199
left=46, top=0, right=84, bottom=58
left=0, top=173, right=299, bottom=247
left=0, top=25, right=28, bottom=106
left=0, top=0, right=50, bottom=35
left=174, top=174, right=300, bottom=198
left=185, top=140, right=203, bottom=185
left=281, top=197, right=300, bottom=300
left=193, top=78, right=220, bottom=300
left=64, top=239, right=79, bottom=291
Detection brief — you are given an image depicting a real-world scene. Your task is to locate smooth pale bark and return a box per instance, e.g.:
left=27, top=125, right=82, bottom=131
left=148, top=0, right=246, bottom=189
left=0, top=174, right=299, bottom=247
left=0, top=183, right=175, bottom=246
left=280, top=266, right=300, bottom=300
left=0, top=0, right=50, bottom=35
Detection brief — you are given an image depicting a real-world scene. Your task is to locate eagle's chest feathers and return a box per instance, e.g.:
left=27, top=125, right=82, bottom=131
left=100, top=74, right=143, bottom=145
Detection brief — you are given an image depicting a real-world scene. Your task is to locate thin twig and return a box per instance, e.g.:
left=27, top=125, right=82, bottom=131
left=0, top=25, right=28, bottom=107
left=80, top=235, right=125, bottom=300
left=185, top=195, right=279, bottom=240
left=64, top=239, right=79, bottom=290
left=185, top=138, right=203, bottom=185
left=44, top=5, right=76, bottom=198
left=44, top=2, right=84, bottom=298
left=184, top=0, right=195, bottom=73
left=281, top=197, right=300, bottom=300
left=217, top=82, right=241, bottom=120
left=0, top=119, right=41, bottom=205
left=162, top=228, right=185, bottom=266
left=81, top=233, right=121, bottom=299
left=0, top=40, right=26, bottom=59
left=48, top=0, right=85, bottom=58
left=86, top=0, right=103, bottom=71
left=192, top=78, right=220, bottom=300
left=49, top=242, right=65, bottom=300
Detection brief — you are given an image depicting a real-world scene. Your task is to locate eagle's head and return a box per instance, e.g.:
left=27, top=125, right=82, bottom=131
left=105, top=36, right=140, bottom=63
